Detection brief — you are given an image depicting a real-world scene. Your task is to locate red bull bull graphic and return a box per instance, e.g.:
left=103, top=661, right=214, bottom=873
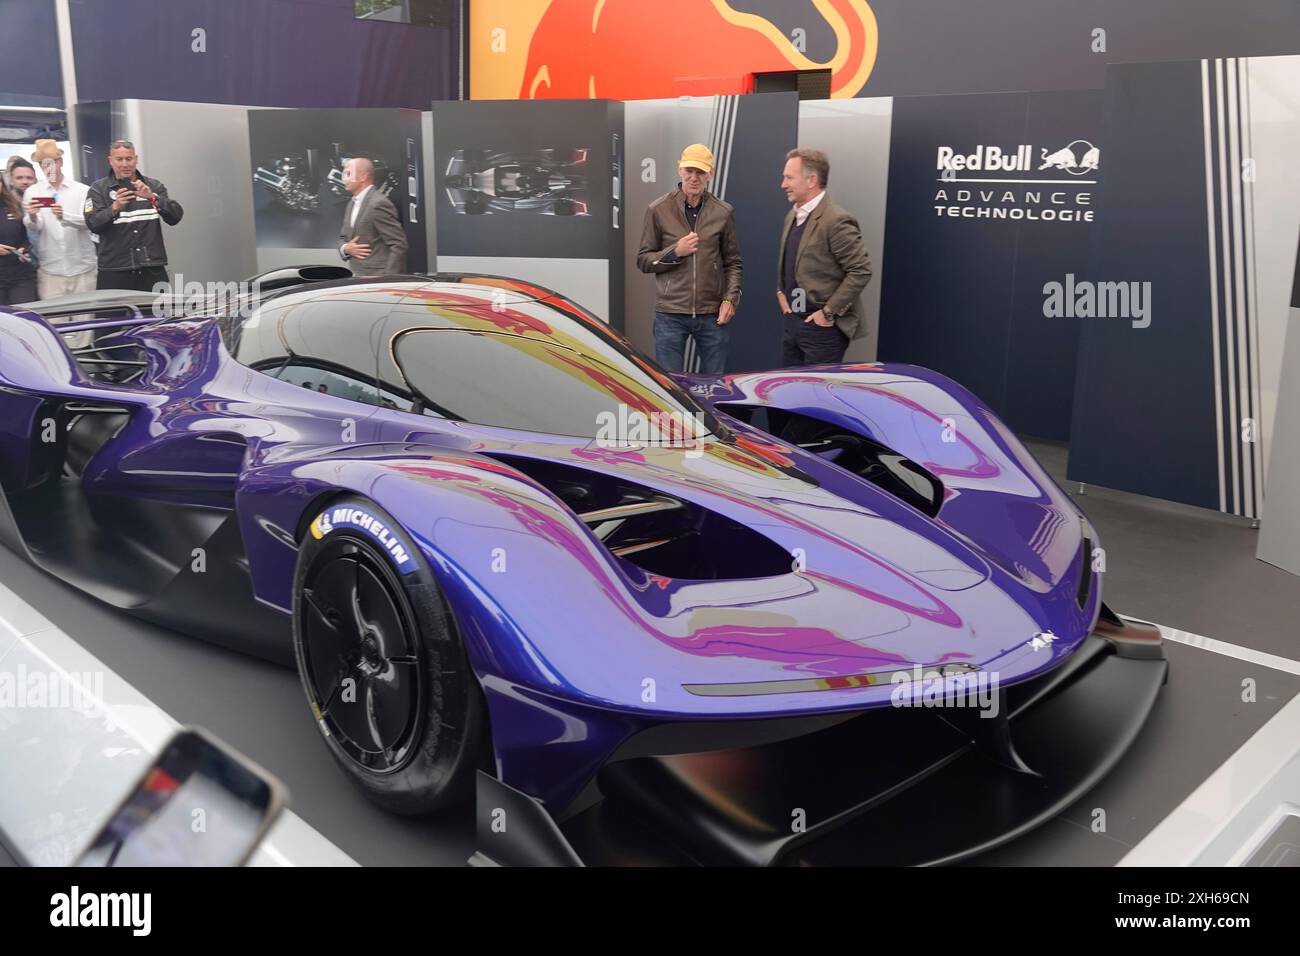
left=1037, top=140, right=1100, bottom=174
left=471, top=0, right=878, bottom=101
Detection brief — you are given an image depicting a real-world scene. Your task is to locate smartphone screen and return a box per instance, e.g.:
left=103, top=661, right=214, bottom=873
left=76, top=729, right=286, bottom=867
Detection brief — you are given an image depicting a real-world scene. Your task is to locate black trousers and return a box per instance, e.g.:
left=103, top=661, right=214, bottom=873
left=781, top=312, right=850, bottom=366
left=97, top=266, right=170, bottom=293
left=0, top=273, right=37, bottom=306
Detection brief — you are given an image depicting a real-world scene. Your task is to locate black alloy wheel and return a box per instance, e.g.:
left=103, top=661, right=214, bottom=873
left=299, top=538, right=423, bottom=773
left=292, top=495, right=486, bottom=814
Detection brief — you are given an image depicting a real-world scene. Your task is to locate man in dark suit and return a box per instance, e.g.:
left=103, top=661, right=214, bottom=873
left=338, top=157, right=407, bottom=276
left=776, top=148, right=873, bottom=365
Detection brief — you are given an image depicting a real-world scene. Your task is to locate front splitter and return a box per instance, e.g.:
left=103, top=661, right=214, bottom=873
left=473, top=628, right=1167, bottom=866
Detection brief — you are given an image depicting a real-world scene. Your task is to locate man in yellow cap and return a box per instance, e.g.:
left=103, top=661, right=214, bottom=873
left=636, top=143, right=742, bottom=374
left=23, top=140, right=97, bottom=305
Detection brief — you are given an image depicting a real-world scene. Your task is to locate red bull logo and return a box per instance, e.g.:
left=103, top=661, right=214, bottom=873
left=937, top=144, right=1036, bottom=173
left=477, top=0, right=878, bottom=101
left=933, top=135, right=1100, bottom=224
left=937, top=140, right=1101, bottom=177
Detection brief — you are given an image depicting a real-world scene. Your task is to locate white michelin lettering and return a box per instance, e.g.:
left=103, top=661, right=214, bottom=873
left=319, top=508, right=413, bottom=569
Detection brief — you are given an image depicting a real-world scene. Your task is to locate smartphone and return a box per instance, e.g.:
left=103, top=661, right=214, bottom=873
left=31, top=196, right=56, bottom=208
left=75, top=727, right=288, bottom=867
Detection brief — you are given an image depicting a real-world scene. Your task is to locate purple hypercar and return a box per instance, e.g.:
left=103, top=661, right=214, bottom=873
left=0, top=270, right=1166, bottom=866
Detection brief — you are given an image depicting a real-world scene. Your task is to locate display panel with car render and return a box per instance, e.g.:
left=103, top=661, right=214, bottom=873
left=444, top=147, right=591, bottom=217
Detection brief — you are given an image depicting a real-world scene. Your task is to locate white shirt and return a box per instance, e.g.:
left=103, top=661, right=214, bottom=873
left=25, top=179, right=96, bottom=277
left=340, top=186, right=374, bottom=260
left=348, top=185, right=373, bottom=230
left=795, top=189, right=826, bottom=227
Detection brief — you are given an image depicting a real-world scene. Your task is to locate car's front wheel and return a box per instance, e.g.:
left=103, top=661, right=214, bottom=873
left=292, top=496, right=485, bottom=814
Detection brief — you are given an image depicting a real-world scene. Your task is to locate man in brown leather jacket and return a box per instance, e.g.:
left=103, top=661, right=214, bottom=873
left=636, top=144, right=743, bottom=374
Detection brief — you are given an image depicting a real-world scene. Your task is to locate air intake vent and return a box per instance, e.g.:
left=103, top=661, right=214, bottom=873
left=489, top=455, right=794, bottom=580
left=717, top=404, right=945, bottom=518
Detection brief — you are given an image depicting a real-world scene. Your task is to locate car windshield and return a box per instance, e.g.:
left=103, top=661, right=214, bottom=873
left=211, top=279, right=725, bottom=442
left=393, top=326, right=717, bottom=441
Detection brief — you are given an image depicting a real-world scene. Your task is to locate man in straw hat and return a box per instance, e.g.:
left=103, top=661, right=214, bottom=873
left=23, top=139, right=97, bottom=304
left=636, top=143, right=743, bottom=374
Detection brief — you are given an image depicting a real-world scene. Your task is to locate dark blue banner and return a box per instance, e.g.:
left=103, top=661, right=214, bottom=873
left=1068, top=59, right=1269, bottom=517
left=878, top=90, right=1104, bottom=440
left=0, top=0, right=63, bottom=106
left=69, top=0, right=458, bottom=108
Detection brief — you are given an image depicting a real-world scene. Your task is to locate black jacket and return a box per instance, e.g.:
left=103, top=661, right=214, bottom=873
left=85, top=173, right=183, bottom=271
left=0, top=209, right=37, bottom=281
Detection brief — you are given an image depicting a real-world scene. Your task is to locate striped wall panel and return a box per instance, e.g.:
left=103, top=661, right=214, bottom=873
left=1201, top=57, right=1265, bottom=518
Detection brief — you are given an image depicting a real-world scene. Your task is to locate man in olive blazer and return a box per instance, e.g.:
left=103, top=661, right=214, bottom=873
left=338, top=157, right=408, bottom=276
left=776, top=148, right=873, bottom=365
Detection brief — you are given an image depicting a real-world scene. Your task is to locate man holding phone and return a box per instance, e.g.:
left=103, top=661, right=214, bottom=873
left=85, top=139, right=184, bottom=292
left=24, top=140, right=97, bottom=303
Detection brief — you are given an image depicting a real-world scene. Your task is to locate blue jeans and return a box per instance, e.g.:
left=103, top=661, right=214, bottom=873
left=653, top=312, right=730, bottom=374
